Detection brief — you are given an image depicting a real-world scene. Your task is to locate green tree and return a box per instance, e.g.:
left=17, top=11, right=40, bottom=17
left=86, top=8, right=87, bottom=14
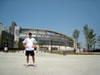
left=88, top=29, right=96, bottom=49
left=38, top=42, right=45, bottom=52
left=18, top=38, right=24, bottom=49
left=0, top=34, right=8, bottom=48
left=18, top=41, right=23, bottom=49
left=97, top=36, right=100, bottom=48
left=83, top=24, right=96, bottom=50
left=0, top=35, right=2, bottom=47
left=72, top=29, right=80, bottom=51
left=38, top=42, right=44, bottom=48
left=83, top=24, right=89, bottom=50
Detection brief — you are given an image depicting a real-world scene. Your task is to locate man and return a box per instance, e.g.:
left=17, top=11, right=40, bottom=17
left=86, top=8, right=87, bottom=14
left=22, top=32, right=37, bottom=67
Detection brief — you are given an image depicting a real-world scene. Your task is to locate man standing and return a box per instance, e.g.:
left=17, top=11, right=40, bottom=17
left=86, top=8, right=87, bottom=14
left=22, top=32, right=37, bottom=67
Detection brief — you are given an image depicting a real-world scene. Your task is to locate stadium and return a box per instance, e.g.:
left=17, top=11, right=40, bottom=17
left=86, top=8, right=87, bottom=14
left=0, top=22, right=74, bottom=51
left=20, top=28, right=74, bottom=51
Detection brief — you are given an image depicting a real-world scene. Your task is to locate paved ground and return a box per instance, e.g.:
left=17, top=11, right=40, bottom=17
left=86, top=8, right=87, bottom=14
left=0, top=51, right=100, bottom=75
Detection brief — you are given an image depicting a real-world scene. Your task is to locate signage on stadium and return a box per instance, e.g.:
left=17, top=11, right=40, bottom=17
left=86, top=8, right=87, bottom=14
left=20, top=34, right=61, bottom=39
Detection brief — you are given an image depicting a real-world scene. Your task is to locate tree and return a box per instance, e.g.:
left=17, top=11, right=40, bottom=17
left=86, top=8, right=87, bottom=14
left=83, top=24, right=96, bottom=51
left=18, top=41, right=23, bottom=49
left=83, top=24, right=89, bottom=50
left=38, top=42, right=44, bottom=47
left=0, top=35, right=2, bottom=48
left=97, top=36, right=100, bottom=48
left=88, top=29, right=96, bottom=49
left=38, top=42, right=45, bottom=52
left=38, top=42, right=44, bottom=49
left=0, top=33, right=8, bottom=48
left=72, top=29, right=80, bottom=52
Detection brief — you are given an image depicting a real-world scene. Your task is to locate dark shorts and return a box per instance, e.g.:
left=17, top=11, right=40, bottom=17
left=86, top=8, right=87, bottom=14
left=25, top=50, right=35, bottom=56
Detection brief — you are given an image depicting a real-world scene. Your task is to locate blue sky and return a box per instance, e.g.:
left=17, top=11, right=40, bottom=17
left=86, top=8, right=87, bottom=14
left=0, top=0, right=100, bottom=48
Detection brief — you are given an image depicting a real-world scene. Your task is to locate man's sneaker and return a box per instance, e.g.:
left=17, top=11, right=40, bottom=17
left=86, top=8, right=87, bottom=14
left=33, top=64, right=37, bottom=67
left=26, top=64, right=29, bottom=67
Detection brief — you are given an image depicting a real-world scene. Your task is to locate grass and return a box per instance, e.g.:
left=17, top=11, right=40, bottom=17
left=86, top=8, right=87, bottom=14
left=0, top=50, right=100, bottom=55
left=45, top=50, right=100, bottom=55
left=0, top=50, right=24, bottom=53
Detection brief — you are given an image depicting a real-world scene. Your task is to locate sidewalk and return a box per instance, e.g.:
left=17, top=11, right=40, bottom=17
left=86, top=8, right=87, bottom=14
left=0, top=52, right=100, bottom=75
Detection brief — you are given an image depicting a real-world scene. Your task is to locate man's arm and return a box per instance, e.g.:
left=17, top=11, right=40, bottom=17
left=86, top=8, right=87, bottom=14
left=35, top=43, right=38, bottom=53
left=32, top=43, right=38, bottom=53
left=22, top=43, right=28, bottom=48
left=32, top=43, right=37, bottom=48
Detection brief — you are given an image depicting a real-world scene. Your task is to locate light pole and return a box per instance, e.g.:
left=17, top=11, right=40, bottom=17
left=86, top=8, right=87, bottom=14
left=51, top=39, right=52, bottom=53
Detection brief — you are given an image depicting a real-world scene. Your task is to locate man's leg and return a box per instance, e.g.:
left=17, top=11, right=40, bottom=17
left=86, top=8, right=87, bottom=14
left=27, top=56, right=29, bottom=64
left=25, top=51, right=29, bottom=65
left=32, top=56, right=35, bottom=64
left=32, top=56, right=37, bottom=67
left=31, top=51, right=36, bottom=66
left=31, top=51, right=35, bottom=64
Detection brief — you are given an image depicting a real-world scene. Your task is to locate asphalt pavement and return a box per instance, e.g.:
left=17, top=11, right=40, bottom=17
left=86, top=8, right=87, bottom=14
left=0, top=51, right=100, bottom=75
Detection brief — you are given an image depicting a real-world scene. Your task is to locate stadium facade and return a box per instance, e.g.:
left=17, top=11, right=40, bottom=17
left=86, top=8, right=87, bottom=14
left=0, top=22, right=74, bottom=51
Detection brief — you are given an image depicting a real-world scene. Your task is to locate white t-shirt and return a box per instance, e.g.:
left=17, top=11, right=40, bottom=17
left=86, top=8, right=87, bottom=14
left=23, top=37, right=37, bottom=51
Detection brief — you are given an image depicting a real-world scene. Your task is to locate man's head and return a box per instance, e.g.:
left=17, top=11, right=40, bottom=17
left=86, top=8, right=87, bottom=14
left=28, top=32, right=32, bottom=38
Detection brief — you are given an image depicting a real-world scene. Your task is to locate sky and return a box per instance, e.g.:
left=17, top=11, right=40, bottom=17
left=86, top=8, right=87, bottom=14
left=0, top=0, right=100, bottom=48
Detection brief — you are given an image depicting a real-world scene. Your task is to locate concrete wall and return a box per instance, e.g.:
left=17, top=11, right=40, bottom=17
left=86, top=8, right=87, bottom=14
left=14, top=26, right=21, bottom=48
